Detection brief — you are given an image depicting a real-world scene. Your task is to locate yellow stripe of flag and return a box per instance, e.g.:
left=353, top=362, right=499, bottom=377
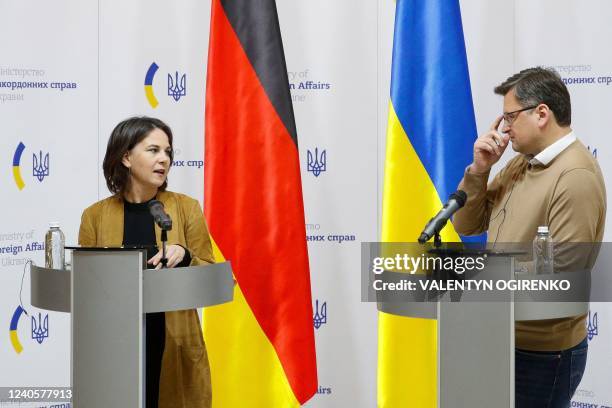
left=203, top=241, right=300, bottom=407
left=378, top=103, right=461, bottom=407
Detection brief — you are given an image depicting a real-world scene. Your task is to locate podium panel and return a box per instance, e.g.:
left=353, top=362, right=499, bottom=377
left=438, top=256, right=514, bottom=408
left=31, top=247, right=234, bottom=408
left=377, top=253, right=588, bottom=408
left=72, top=250, right=144, bottom=408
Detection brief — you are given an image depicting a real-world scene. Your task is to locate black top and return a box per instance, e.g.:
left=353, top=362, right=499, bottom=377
left=123, top=200, right=157, bottom=250
left=123, top=199, right=192, bottom=264
left=122, top=198, right=190, bottom=408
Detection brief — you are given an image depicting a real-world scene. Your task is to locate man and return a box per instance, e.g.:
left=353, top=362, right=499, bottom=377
left=453, top=67, right=606, bottom=407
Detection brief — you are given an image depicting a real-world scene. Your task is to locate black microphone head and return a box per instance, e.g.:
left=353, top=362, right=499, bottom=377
left=450, top=190, right=467, bottom=207
left=147, top=200, right=163, bottom=210
left=147, top=200, right=172, bottom=230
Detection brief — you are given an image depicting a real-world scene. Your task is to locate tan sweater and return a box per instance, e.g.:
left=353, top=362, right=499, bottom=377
left=454, top=140, right=606, bottom=351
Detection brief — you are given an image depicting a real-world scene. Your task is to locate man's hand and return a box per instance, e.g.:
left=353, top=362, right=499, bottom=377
left=148, top=244, right=186, bottom=269
left=470, top=116, right=510, bottom=174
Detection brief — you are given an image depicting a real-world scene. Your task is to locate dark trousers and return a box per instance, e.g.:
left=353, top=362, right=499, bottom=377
left=146, top=312, right=166, bottom=408
left=515, top=337, right=588, bottom=408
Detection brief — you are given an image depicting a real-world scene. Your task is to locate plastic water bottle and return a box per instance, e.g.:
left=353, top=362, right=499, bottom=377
left=533, top=226, right=554, bottom=274
left=45, top=222, right=65, bottom=269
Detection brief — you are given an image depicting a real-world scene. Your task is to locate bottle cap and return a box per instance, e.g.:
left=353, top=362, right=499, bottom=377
left=537, top=225, right=549, bottom=234
left=49, top=222, right=60, bottom=228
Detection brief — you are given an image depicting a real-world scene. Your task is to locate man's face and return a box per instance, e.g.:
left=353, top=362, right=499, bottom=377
left=501, top=89, right=540, bottom=155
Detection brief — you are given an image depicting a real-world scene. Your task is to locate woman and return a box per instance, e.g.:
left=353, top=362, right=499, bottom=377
left=78, top=116, right=213, bottom=408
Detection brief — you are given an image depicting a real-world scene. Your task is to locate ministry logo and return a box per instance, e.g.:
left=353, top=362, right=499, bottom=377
left=12, top=141, right=50, bottom=190
left=587, top=309, right=598, bottom=341
left=307, top=148, right=326, bottom=177
left=313, top=299, right=327, bottom=329
left=9, top=305, right=50, bottom=354
left=167, top=71, right=186, bottom=101
left=31, top=312, right=49, bottom=344
left=144, top=62, right=187, bottom=108
left=33, top=150, right=49, bottom=182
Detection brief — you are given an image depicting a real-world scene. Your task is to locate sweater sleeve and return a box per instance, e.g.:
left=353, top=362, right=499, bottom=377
left=549, top=168, right=605, bottom=243
left=453, top=166, right=499, bottom=236
left=548, top=168, right=606, bottom=272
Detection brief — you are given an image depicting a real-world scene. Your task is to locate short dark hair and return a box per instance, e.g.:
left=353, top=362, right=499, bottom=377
left=103, top=116, right=174, bottom=195
left=494, top=67, right=571, bottom=126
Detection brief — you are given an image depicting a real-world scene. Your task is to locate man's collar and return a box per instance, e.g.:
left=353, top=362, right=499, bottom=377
left=528, top=131, right=576, bottom=167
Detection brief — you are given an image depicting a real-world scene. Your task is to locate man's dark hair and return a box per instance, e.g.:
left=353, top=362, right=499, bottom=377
left=103, top=116, right=174, bottom=195
left=494, top=67, right=571, bottom=126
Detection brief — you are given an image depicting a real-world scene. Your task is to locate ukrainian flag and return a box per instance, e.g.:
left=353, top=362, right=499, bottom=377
left=379, top=0, right=478, bottom=406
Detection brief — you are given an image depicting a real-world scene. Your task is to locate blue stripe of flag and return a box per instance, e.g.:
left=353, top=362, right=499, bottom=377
left=390, top=0, right=476, bottom=202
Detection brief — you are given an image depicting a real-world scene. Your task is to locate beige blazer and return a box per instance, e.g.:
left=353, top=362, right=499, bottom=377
left=78, top=190, right=214, bottom=408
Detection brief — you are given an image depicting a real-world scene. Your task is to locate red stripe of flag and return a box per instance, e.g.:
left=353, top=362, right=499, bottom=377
left=204, top=0, right=317, bottom=403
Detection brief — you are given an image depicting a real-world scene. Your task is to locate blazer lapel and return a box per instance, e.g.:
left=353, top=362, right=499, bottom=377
left=100, top=195, right=124, bottom=247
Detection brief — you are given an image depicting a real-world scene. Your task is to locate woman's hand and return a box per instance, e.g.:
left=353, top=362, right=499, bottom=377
left=148, top=244, right=186, bottom=269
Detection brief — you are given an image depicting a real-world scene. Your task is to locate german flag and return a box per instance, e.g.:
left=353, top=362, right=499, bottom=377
left=203, top=0, right=318, bottom=406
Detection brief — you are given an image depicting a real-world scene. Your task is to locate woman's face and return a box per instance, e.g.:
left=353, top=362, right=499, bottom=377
left=122, top=128, right=172, bottom=192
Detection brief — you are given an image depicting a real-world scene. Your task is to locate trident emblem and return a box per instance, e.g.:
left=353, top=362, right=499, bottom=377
left=587, top=310, right=598, bottom=341
left=313, top=299, right=327, bottom=329
left=31, top=313, right=49, bottom=344
left=167, top=71, right=186, bottom=101
left=307, top=148, right=327, bottom=177
left=32, top=151, right=49, bottom=182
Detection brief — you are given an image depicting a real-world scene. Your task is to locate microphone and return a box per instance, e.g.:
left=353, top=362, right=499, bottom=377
left=147, top=200, right=173, bottom=231
left=418, top=190, right=467, bottom=243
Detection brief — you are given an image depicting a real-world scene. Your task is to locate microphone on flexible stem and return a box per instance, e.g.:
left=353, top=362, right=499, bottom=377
left=147, top=200, right=172, bottom=231
left=418, top=190, right=467, bottom=244
left=148, top=200, right=172, bottom=268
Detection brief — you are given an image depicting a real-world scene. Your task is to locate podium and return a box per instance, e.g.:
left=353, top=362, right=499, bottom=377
left=377, top=253, right=588, bottom=408
left=30, top=248, right=233, bottom=408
